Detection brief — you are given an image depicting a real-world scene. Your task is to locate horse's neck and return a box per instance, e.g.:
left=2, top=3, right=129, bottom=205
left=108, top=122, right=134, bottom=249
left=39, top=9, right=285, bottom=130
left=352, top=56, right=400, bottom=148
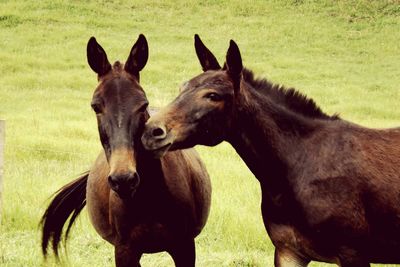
left=228, top=88, right=316, bottom=187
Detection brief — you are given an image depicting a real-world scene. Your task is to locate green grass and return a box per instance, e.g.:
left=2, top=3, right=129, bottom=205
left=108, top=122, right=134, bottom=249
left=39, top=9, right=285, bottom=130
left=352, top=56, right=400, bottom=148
left=0, top=0, right=399, bottom=266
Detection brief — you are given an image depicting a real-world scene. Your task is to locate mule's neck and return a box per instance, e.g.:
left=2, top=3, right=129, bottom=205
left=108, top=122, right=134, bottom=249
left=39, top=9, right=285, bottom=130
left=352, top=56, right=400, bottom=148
left=136, top=144, right=163, bottom=178
left=227, top=82, right=319, bottom=187
left=135, top=113, right=163, bottom=179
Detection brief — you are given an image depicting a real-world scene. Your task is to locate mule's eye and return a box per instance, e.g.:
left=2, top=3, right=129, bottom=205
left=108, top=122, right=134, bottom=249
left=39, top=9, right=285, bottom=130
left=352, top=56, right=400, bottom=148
left=204, top=92, right=222, bottom=101
left=138, top=102, right=148, bottom=113
left=91, top=102, right=103, bottom=114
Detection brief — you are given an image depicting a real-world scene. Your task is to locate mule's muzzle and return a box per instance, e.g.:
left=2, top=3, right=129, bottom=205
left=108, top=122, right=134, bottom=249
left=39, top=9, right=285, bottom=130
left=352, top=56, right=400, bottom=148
left=142, top=122, right=172, bottom=158
left=108, top=172, right=140, bottom=199
left=150, top=124, right=167, bottom=139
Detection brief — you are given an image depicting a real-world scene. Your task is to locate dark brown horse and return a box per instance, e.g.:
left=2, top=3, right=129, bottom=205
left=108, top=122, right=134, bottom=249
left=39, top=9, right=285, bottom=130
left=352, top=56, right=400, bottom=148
left=41, top=35, right=211, bottom=267
left=141, top=35, right=400, bottom=267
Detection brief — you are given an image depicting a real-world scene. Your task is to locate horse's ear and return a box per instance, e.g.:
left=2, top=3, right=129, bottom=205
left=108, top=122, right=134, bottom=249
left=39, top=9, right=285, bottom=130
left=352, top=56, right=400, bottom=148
left=225, top=40, right=243, bottom=91
left=87, top=37, right=112, bottom=77
left=194, top=34, right=221, bottom=71
left=125, top=34, right=148, bottom=79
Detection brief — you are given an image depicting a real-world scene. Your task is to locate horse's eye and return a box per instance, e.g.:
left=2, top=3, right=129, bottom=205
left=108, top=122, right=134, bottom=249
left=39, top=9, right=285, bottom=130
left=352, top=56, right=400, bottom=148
left=91, top=102, right=103, bottom=114
left=204, top=92, right=222, bottom=102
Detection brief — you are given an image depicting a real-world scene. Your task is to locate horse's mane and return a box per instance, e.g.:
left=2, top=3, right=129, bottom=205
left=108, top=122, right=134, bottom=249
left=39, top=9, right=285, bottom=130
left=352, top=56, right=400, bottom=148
left=242, top=68, right=339, bottom=120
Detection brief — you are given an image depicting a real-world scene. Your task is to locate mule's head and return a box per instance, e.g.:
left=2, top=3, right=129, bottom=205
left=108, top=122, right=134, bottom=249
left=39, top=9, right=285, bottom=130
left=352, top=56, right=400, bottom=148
left=142, top=35, right=243, bottom=157
left=87, top=35, right=149, bottom=199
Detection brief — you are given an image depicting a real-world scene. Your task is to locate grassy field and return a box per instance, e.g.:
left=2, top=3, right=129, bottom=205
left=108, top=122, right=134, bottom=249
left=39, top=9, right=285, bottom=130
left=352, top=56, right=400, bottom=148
left=0, top=0, right=399, bottom=266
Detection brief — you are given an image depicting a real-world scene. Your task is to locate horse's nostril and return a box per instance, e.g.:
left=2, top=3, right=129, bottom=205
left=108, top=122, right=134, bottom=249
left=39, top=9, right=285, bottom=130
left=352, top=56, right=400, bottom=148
left=152, top=127, right=165, bottom=137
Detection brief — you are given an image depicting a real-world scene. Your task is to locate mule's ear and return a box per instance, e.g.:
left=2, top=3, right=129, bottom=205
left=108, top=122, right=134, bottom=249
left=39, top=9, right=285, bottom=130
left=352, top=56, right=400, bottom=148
left=125, top=34, right=148, bottom=79
left=225, top=40, right=243, bottom=90
left=87, top=37, right=112, bottom=77
left=194, top=34, right=221, bottom=71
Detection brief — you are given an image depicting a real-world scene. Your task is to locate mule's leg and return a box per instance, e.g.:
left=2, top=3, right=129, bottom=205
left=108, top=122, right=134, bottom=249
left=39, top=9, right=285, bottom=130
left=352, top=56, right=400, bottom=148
left=274, top=248, right=310, bottom=267
left=168, top=238, right=196, bottom=267
left=338, top=248, right=370, bottom=267
left=115, top=244, right=142, bottom=267
left=339, top=258, right=370, bottom=267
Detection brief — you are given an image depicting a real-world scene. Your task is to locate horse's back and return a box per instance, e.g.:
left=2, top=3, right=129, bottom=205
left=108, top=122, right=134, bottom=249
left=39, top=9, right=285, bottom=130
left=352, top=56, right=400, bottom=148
left=161, top=148, right=211, bottom=236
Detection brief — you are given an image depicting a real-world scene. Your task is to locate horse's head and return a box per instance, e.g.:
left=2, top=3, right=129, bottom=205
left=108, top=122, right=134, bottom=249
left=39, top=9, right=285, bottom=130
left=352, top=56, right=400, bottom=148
left=142, top=35, right=242, bottom=157
left=87, top=35, right=149, bottom=199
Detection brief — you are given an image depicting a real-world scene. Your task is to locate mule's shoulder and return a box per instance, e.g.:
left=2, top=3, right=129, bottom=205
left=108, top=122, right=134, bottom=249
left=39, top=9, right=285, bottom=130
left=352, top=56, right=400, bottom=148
left=162, top=148, right=204, bottom=170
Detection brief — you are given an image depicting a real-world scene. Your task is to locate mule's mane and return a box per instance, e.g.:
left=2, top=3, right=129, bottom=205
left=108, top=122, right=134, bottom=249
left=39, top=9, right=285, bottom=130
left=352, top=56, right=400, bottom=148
left=242, top=68, right=339, bottom=120
left=113, top=61, right=123, bottom=71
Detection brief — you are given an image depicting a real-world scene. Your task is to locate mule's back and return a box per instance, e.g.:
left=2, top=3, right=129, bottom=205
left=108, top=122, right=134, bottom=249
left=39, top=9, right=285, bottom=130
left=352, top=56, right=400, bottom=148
left=287, top=121, right=400, bottom=262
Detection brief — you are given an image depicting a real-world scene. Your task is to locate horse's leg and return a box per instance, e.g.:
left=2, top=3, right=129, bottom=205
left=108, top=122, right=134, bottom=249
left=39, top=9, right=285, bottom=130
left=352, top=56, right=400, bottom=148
left=114, top=244, right=142, bottom=267
left=274, top=248, right=310, bottom=267
left=168, top=238, right=196, bottom=267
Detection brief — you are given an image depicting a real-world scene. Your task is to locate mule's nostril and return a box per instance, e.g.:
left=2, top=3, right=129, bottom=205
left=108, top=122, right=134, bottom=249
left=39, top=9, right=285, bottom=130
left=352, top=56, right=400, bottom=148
left=152, top=127, right=165, bottom=137
left=132, top=172, right=140, bottom=188
left=108, top=176, right=119, bottom=191
left=108, top=173, right=140, bottom=198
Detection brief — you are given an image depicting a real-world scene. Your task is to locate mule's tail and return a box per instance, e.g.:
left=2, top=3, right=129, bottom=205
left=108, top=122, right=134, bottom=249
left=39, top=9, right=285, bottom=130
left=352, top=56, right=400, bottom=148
left=40, top=172, right=88, bottom=258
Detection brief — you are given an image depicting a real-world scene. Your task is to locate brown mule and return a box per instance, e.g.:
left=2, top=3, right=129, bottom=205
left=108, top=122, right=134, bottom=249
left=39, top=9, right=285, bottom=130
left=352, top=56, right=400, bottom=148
left=141, top=35, right=400, bottom=267
left=41, top=35, right=211, bottom=267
